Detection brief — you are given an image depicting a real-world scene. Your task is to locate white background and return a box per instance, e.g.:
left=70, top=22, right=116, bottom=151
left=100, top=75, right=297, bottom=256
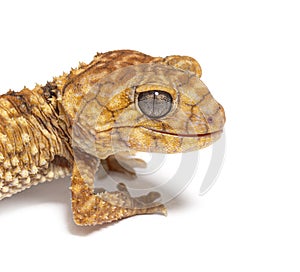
left=0, top=0, right=299, bottom=271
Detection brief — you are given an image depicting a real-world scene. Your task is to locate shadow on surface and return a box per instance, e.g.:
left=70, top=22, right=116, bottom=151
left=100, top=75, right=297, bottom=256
left=0, top=173, right=194, bottom=235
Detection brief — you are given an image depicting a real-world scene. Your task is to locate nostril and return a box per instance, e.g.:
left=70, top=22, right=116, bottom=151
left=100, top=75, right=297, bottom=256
left=207, top=117, right=213, bottom=124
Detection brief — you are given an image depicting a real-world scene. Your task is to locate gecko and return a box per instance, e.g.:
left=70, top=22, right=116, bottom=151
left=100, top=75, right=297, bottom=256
left=0, top=50, right=225, bottom=226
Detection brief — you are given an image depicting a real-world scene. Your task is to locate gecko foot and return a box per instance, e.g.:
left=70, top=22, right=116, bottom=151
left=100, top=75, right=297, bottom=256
left=98, top=182, right=162, bottom=209
left=72, top=164, right=166, bottom=226
left=101, top=152, right=146, bottom=178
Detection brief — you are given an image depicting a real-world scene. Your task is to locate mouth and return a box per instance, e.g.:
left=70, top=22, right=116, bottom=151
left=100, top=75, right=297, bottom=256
left=98, top=126, right=223, bottom=139
left=140, top=126, right=223, bottom=138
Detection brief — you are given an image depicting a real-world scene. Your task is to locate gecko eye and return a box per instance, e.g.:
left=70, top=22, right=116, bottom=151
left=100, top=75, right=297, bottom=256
left=137, top=90, right=173, bottom=118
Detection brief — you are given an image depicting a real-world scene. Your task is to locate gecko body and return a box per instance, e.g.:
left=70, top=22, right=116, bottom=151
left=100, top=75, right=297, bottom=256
left=0, top=50, right=225, bottom=225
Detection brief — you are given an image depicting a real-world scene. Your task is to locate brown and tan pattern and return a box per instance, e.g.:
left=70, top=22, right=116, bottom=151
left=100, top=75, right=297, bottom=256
left=0, top=50, right=225, bottom=225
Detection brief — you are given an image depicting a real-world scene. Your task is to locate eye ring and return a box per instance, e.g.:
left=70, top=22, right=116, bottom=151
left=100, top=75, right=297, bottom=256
left=137, top=90, right=173, bottom=119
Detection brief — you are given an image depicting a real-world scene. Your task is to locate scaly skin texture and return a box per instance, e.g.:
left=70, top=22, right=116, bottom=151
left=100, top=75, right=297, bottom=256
left=0, top=50, right=225, bottom=225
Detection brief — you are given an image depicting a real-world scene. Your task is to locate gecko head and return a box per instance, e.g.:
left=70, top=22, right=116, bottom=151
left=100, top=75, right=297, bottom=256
left=72, top=55, right=225, bottom=158
left=130, top=82, right=225, bottom=153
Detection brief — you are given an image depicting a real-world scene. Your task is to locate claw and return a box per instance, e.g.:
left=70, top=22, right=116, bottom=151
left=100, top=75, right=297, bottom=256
left=117, top=182, right=129, bottom=192
left=135, top=191, right=161, bottom=204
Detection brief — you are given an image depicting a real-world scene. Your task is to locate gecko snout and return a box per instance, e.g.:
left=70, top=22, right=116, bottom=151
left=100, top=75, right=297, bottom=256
left=205, top=102, right=226, bottom=134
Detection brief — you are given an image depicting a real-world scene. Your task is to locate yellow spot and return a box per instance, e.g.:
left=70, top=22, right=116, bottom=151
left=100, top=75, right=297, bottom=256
left=29, top=95, right=39, bottom=105
left=22, top=133, right=30, bottom=143
left=5, top=172, right=12, bottom=182
left=0, top=152, right=4, bottom=162
left=31, top=166, right=38, bottom=175
left=0, top=98, right=11, bottom=107
left=0, top=133, right=7, bottom=143
left=10, top=108, right=18, bottom=115
left=42, top=129, right=50, bottom=138
left=2, top=186, right=9, bottom=193
left=40, top=143, right=46, bottom=149
left=0, top=109, right=9, bottom=119
left=41, top=104, right=52, bottom=115
left=23, top=177, right=31, bottom=184
left=22, top=154, right=29, bottom=164
left=3, top=160, right=11, bottom=169
left=40, top=158, right=47, bottom=166
left=47, top=171, right=54, bottom=179
left=37, top=95, right=46, bottom=105
left=20, top=169, right=29, bottom=178
left=17, top=116, right=28, bottom=125
left=106, top=90, right=131, bottom=112
left=7, top=143, right=13, bottom=153
left=31, top=145, right=38, bottom=155
left=12, top=178, right=19, bottom=186
left=35, top=173, right=41, bottom=180
left=11, top=156, right=19, bottom=166
left=57, top=169, right=65, bottom=178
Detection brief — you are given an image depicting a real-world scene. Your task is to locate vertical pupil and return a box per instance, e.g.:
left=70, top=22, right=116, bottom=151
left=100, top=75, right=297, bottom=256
left=137, top=90, right=172, bottom=118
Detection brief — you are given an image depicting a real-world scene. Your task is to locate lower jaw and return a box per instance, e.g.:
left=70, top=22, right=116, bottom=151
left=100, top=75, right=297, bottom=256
left=128, top=128, right=223, bottom=154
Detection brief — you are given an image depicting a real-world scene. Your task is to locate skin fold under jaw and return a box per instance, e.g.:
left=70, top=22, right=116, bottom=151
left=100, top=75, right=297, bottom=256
left=0, top=50, right=226, bottom=226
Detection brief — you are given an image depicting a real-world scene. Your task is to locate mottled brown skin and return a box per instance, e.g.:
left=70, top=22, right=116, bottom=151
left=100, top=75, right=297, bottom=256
left=0, top=50, right=225, bottom=226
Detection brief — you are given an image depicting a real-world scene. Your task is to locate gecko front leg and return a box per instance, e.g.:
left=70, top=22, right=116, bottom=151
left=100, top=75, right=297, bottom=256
left=71, top=150, right=166, bottom=226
